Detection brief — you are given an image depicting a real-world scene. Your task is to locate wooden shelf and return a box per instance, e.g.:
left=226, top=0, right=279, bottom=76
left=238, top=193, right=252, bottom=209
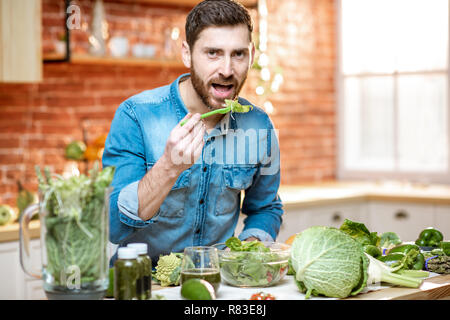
left=71, top=54, right=187, bottom=68
left=117, top=0, right=258, bottom=8
left=43, top=53, right=187, bottom=68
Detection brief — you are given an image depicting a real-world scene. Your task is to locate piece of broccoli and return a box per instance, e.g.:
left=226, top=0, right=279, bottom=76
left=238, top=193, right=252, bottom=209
left=154, top=253, right=183, bottom=287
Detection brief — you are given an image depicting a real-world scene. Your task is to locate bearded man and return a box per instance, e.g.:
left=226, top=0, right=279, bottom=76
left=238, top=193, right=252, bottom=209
left=103, top=0, right=284, bottom=266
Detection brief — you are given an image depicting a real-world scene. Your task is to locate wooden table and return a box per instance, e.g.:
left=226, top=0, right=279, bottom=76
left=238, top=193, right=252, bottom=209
left=345, top=274, right=450, bottom=300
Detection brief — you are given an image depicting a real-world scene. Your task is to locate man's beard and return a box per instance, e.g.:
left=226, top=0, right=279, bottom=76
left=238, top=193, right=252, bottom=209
left=190, top=62, right=247, bottom=110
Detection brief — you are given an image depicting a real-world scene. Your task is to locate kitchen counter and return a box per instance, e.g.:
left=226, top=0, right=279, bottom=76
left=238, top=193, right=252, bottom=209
left=279, top=180, right=450, bottom=209
left=151, top=273, right=450, bottom=300
left=1, top=180, right=450, bottom=243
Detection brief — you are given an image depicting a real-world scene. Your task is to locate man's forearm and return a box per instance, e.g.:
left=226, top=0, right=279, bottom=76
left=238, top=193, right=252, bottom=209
left=137, top=156, right=180, bottom=221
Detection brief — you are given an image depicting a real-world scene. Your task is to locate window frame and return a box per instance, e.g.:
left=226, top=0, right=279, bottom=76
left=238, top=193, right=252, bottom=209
left=335, top=0, right=450, bottom=184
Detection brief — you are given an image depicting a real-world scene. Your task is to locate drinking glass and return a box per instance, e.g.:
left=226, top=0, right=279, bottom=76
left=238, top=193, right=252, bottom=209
left=180, top=246, right=221, bottom=293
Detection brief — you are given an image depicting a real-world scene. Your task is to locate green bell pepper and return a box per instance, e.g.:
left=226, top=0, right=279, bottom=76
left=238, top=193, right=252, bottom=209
left=440, top=241, right=450, bottom=256
left=415, top=227, right=444, bottom=247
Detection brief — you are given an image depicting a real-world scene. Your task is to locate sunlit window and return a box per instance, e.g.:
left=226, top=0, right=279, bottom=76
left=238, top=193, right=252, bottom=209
left=338, top=0, right=449, bottom=182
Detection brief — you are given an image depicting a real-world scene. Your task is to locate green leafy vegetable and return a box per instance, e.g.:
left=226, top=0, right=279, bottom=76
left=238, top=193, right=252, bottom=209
left=219, top=237, right=289, bottom=287
left=385, top=244, right=425, bottom=271
left=379, top=232, right=402, bottom=250
left=179, top=99, right=253, bottom=126
left=225, top=236, right=269, bottom=253
left=340, top=219, right=380, bottom=247
left=35, top=163, right=115, bottom=286
left=291, top=226, right=369, bottom=299
left=290, top=226, right=424, bottom=299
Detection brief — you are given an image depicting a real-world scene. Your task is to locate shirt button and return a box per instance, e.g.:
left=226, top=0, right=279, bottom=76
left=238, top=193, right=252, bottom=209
left=203, top=167, right=207, bottom=172
left=199, top=199, right=204, bottom=204
left=195, top=228, right=201, bottom=234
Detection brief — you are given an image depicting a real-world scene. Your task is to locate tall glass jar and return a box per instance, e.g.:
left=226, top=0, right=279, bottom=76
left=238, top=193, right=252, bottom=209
left=19, top=165, right=113, bottom=300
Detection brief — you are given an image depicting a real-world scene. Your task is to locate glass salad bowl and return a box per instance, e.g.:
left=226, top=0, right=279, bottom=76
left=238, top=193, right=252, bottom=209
left=213, top=241, right=291, bottom=287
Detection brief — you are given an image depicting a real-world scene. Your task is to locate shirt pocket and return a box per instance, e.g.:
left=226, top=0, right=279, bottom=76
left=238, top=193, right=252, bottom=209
left=215, top=165, right=258, bottom=216
left=146, top=162, right=191, bottom=218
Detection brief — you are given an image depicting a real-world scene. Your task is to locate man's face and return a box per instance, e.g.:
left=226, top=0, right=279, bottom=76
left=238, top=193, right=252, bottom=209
left=187, top=24, right=254, bottom=110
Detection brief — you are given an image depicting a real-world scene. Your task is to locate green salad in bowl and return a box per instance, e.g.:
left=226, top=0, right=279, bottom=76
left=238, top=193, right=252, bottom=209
left=213, top=237, right=290, bottom=287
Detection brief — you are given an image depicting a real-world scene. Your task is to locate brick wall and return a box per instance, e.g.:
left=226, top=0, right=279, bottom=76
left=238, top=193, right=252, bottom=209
left=0, top=0, right=336, bottom=206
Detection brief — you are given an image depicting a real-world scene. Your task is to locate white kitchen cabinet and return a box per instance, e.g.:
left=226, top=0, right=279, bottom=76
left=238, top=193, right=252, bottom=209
left=365, top=201, right=436, bottom=242
left=0, top=239, right=45, bottom=300
left=435, top=205, right=450, bottom=239
left=276, top=200, right=367, bottom=243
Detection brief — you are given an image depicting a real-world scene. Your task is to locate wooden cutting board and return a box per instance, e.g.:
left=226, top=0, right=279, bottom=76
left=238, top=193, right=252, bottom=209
left=345, top=274, right=450, bottom=300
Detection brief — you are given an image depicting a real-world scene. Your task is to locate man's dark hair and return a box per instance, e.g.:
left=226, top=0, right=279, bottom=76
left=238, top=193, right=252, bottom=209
left=185, top=0, right=253, bottom=49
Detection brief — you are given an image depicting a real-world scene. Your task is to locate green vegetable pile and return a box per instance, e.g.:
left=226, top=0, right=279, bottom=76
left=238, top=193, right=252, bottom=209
left=218, top=237, right=289, bottom=287
left=338, top=219, right=428, bottom=274
left=290, top=226, right=425, bottom=299
left=36, top=163, right=114, bottom=287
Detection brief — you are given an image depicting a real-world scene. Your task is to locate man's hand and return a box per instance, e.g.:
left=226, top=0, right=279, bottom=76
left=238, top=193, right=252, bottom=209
left=137, top=113, right=205, bottom=221
left=161, top=113, right=206, bottom=176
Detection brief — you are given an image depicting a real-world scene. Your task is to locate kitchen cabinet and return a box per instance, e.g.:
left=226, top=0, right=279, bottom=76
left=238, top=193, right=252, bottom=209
left=366, top=201, right=436, bottom=242
left=0, top=237, right=119, bottom=299
left=0, top=0, right=42, bottom=83
left=0, top=239, right=45, bottom=300
left=277, top=200, right=367, bottom=243
left=435, top=205, right=450, bottom=239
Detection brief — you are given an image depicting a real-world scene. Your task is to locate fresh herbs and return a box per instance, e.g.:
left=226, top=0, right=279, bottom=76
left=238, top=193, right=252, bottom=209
left=218, top=237, right=289, bottom=287
left=35, top=163, right=115, bottom=286
left=179, top=99, right=253, bottom=126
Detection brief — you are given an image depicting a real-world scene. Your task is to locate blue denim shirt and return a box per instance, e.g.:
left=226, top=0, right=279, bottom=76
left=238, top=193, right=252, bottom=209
left=102, top=73, right=283, bottom=265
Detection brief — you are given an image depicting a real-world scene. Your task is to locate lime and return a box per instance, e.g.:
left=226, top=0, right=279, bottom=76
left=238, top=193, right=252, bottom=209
left=0, top=205, right=13, bottom=226
left=180, top=279, right=216, bottom=300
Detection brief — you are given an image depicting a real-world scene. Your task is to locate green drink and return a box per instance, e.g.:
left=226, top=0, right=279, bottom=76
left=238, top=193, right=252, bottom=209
left=114, top=247, right=139, bottom=300
left=181, top=268, right=221, bottom=293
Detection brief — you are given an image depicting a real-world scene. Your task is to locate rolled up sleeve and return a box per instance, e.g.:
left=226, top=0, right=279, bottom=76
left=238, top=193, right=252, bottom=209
left=117, top=180, right=159, bottom=228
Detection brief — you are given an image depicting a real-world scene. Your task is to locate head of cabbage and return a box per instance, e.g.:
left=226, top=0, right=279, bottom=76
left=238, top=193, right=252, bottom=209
left=290, top=226, right=369, bottom=299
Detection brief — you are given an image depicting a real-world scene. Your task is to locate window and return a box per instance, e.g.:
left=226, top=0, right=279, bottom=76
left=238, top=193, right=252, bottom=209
left=337, top=0, right=450, bottom=183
